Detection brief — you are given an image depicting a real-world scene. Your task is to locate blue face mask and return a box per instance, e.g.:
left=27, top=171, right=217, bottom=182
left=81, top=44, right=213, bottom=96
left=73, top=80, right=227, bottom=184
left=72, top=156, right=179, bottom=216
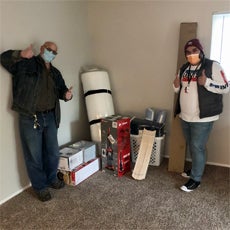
left=42, top=48, right=56, bottom=63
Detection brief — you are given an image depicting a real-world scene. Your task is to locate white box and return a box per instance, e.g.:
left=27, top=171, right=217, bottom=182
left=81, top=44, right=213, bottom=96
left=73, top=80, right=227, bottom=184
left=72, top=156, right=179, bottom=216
left=58, top=147, right=83, bottom=171
left=70, top=158, right=99, bottom=186
left=70, top=140, right=96, bottom=163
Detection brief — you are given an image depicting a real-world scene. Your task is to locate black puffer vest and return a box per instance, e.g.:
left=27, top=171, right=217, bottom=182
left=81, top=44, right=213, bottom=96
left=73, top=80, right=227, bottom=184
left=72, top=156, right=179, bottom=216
left=174, top=58, right=223, bottom=118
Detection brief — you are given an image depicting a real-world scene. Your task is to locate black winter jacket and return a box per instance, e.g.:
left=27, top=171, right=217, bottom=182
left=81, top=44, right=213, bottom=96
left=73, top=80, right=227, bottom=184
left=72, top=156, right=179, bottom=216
left=0, top=50, right=69, bottom=127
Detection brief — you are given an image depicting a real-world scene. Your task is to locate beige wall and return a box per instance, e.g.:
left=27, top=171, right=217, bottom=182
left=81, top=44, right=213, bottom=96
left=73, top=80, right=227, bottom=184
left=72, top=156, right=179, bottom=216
left=0, top=1, right=91, bottom=204
left=87, top=1, right=230, bottom=164
left=0, top=0, right=229, bottom=204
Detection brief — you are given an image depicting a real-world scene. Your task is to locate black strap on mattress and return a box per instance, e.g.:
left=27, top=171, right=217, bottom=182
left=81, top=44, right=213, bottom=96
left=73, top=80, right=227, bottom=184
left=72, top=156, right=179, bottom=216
left=84, top=89, right=112, bottom=97
left=89, top=118, right=102, bottom=125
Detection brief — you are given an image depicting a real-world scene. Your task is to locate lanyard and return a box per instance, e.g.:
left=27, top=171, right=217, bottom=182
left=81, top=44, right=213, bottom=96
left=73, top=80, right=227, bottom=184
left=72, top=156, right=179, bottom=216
left=187, top=64, right=199, bottom=84
left=184, top=64, right=200, bottom=93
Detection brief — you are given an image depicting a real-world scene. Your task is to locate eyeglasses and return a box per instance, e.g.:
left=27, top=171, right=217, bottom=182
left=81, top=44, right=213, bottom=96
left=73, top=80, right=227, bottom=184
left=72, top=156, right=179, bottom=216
left=45, top=46, right=58, bottom=55
left=185, top=48, right=200, bottom=56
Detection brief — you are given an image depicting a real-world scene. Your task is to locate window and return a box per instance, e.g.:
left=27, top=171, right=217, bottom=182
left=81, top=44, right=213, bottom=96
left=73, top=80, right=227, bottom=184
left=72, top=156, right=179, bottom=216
left=210, top=13, right=230, bottom=78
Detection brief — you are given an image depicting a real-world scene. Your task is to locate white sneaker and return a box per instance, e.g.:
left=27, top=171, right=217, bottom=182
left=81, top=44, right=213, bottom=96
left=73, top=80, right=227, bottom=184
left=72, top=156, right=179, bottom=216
left=180, top=178, right=200, bottom=192
left=181, top=169, right=191, bottom=178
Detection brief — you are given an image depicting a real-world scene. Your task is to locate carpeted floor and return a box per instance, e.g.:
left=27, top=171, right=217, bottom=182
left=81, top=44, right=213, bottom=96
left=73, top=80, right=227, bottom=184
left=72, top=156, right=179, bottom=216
left=0, top=159, right=229, bottom=230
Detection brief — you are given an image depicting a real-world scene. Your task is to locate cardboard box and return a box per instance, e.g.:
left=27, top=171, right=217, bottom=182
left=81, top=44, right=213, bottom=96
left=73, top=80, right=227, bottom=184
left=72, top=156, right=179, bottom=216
left=69, top=140, right=96, bottom=163
left=58, top=147, right=83, bottom=171
left=168, top=23, right=197, bottom=172
left=101, top=115, right=131, bottom=177
left=58, top=158, right=100, bottom=186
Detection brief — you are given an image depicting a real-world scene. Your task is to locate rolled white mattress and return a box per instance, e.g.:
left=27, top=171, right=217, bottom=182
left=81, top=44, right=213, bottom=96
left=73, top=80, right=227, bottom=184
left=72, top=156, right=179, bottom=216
left=81, top=69, right=115, bottom=142
left=81, top=70, right=111, bottom=93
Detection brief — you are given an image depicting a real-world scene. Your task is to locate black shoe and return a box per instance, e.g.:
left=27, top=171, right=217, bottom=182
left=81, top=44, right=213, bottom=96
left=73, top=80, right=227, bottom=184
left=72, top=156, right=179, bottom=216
left=37, top=189, right=52, bottom=202
left=181, top=169, right=191, bottom=178
left=50, top=179, right=65, bottom=189
left=180, top=178, right=200, bottom=192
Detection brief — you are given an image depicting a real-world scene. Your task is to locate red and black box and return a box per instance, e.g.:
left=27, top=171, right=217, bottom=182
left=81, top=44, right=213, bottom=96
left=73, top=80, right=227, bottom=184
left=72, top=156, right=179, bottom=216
left=101, top=115, right=131, bottom=177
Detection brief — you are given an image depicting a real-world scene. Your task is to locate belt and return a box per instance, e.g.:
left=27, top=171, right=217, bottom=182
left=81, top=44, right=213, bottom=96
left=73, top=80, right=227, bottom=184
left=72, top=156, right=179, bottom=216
left=36, top=108, right=54, bottom=114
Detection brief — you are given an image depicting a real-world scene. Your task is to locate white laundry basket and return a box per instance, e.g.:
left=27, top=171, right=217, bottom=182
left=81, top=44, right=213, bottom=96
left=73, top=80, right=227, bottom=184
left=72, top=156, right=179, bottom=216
left=130, top=133, right=165, bottom=166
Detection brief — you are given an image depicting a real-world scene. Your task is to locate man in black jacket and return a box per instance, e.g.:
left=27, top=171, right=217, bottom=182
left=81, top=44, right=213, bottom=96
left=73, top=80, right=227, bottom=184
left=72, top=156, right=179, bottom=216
left=1, top=41, right=73, bottom=201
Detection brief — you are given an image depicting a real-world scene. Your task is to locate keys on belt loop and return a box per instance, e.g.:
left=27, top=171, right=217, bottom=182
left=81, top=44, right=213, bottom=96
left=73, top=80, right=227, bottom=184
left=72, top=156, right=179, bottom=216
left=33, top=114, right=40, bottom=129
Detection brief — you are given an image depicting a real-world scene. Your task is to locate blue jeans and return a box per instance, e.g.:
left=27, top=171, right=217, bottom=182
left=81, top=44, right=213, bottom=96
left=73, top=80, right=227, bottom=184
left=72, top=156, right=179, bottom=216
left=180, top=119, right=214, bottom=182
left=19, top=112, right=59, bottom=192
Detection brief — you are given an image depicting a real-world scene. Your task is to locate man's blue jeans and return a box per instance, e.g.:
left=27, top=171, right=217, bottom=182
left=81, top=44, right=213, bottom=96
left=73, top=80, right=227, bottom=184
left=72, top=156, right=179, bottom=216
left=19, top=112, right=59, bottom=192
left=180, top=119, right=214, bottom=182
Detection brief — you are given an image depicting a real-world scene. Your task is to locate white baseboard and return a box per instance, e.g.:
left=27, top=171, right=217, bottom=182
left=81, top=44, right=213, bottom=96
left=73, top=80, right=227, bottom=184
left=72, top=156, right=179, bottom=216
left=164, top=155, right=230, bottom=168
left=0, top=184, right=31, bottom=205
left=205, top=161, right=230, bottom=168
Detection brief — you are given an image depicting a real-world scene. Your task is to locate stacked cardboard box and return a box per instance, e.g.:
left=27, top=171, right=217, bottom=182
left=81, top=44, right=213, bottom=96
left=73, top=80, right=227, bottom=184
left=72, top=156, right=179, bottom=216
left=58, top=140, right=99, bottom=186
left=58, top=147, right=84, bottom=171
left=101, top=115, right=131, bottom=177
left=58, top=158, right=100, bottom=186
left=69, top=140, right=97, bottom=163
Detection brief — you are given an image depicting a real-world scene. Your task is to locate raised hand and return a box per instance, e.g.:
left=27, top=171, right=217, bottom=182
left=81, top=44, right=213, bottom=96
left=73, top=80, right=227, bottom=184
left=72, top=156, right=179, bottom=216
left=65, top=86, right=73, bottom=100
left=173, top=74, right=180, bottom=88
left=198, top=70, right=207, bottom=86
left=20, top=44, right=34, bottom=59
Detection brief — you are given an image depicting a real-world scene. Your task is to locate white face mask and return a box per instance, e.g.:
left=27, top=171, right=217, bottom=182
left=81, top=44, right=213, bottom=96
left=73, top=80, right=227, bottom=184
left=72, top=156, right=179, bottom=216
left=42, top=48, right=56, bottom=63
left=186, top=53, right=200, bottom=65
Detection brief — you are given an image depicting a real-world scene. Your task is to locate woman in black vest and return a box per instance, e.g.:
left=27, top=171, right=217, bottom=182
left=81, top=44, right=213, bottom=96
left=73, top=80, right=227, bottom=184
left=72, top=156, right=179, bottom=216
left=173, top=38, right=229, bottom=192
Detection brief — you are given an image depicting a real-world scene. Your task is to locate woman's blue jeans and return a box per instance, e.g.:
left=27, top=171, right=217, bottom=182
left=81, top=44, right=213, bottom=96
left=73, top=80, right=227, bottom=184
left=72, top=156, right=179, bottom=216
left=19, top=112, right=59, bottom=192
left=180, top=119, right=214, bottom=182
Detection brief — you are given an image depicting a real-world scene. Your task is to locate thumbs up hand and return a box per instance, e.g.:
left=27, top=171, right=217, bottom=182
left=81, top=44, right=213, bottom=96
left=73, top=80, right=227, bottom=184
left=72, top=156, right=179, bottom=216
left=65, top=86, right=73, bottom=100
left=198, top=70, right=207, bottom=86
left=20, top=44, right=34, bottom=59
left=173, top=74, right=180, bottom=88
